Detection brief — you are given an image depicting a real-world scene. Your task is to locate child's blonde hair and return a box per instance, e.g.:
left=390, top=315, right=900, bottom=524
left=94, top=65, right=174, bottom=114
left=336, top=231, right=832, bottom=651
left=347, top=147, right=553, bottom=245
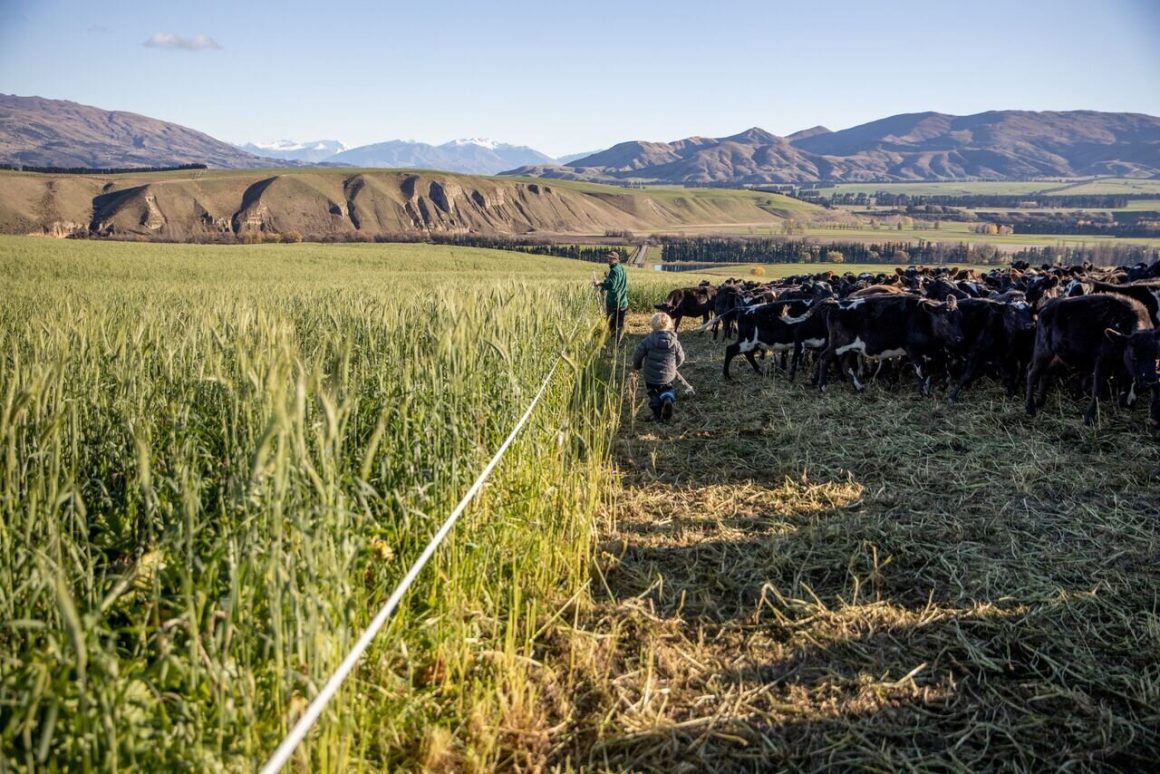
left=649, top=312, right=674, bottom=332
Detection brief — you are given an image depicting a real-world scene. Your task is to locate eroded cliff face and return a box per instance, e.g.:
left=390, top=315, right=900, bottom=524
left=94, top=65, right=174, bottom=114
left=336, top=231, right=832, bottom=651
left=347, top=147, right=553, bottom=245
left=1, top=169, right=795, bottom=240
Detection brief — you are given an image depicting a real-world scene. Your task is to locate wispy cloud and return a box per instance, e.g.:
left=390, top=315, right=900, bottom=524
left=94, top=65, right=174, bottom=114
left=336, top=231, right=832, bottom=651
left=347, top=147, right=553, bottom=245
left=143, top=33, right=221, bottom=51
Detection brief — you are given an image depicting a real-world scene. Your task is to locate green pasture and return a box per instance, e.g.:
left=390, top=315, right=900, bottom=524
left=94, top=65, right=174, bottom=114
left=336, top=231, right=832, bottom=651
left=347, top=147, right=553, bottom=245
left=801, top=220, right=1160, bottom=248
left=0, top=236, right=628, bottom=770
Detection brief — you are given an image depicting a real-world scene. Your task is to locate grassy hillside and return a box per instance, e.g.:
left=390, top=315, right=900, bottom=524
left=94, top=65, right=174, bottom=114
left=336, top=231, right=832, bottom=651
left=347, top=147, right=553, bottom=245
left=0, top=168, right=825, bottom=241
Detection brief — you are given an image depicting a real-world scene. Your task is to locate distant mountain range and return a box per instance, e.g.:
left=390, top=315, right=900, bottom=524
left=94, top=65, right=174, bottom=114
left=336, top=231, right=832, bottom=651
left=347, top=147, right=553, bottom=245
left=323, top=138, right=555, bottom=175
left=506, top=111, right=1160, bottom=184
left=2, top=95, right=1158, bottom=184
left=237, top=139, right=349, bottom=164
left=236, top=137, right=561, bottom=174
left=0, top=94, right=281, bottom=169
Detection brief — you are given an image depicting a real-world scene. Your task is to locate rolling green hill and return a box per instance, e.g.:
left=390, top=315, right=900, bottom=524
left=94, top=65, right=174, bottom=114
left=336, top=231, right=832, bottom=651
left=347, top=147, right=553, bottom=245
left=0, top=168, right=826, bottom=241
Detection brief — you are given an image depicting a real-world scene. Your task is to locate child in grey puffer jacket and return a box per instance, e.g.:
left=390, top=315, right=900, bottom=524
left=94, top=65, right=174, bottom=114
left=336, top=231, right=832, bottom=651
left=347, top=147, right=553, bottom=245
left=632, top=312, right=686, bottom=421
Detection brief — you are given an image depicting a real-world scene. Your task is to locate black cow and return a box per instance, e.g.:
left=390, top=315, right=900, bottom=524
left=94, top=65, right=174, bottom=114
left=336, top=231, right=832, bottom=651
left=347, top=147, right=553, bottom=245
left=1090, top=280, right=1160, bottom=326
left=722, top=300, right=813, bottom=379
left=1025, top=294, right=1160, bottom=426
left=1125, top=259, right=1160, bottom=282
left=948, top=298, right=1036, bottom=403
left=656, top=285, right=717, bottom=330
left=1025, top=274, right=1063, bottom=313
left=711, top=284, right=746, bottom=340
left=808, top=295, right=964, bottom=395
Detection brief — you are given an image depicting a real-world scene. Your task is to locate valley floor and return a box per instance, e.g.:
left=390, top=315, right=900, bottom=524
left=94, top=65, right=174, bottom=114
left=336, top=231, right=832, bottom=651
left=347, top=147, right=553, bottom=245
left=538, top=312, right=1160, bottom=771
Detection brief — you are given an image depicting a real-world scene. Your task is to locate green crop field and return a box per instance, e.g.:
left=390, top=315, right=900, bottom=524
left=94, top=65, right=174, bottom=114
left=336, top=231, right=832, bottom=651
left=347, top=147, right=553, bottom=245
left=0, top=237, right=642, bottom=770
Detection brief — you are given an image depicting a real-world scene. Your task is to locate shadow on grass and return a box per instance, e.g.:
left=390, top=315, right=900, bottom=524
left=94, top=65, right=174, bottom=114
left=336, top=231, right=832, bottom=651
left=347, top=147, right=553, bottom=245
left=550, top=316, right=1160, bottom=771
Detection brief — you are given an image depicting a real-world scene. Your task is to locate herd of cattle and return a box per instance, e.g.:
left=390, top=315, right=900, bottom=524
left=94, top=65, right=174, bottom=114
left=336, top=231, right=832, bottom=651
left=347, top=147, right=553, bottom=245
left=652, top=260, right=1160, bottom=428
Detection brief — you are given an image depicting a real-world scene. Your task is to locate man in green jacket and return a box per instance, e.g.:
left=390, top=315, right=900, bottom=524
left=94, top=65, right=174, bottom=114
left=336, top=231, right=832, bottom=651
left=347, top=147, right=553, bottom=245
left=595, top=250, right=628, bottom=344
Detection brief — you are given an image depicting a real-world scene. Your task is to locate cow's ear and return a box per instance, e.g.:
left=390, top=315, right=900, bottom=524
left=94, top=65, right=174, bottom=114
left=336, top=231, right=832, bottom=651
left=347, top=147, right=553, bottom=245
left=895, top=267, right=904, bottom=276
left=1104, top=327, right=1127, bottom=343
left=945, top=295, right=958, bottom=310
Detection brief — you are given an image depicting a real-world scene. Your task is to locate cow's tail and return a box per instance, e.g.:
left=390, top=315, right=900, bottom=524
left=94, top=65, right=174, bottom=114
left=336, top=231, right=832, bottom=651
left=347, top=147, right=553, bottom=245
left=692, top=311, right=727, bottom=333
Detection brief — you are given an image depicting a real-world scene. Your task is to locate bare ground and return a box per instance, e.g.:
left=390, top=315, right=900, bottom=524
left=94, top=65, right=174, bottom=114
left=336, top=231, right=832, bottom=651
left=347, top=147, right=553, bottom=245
left=534, top=313, right=1160, bottom=772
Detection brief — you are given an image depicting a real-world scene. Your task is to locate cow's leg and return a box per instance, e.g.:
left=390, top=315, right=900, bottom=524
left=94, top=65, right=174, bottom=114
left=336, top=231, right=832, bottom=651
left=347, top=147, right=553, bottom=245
left=837, top=353, right=866, bottom=393
left=673, top=315, right=683, bottom=331
left=790, top=341, right=804, bottom=381
left=745, top=349, right=762, bottom=375
left=723, top=342, right=740, bottom=380
left=1002, top=356, right=1023, bottom=399
left=910, top=353, right=931, bottom=397
left=1117, top=367, right=1137, bottom=408
left=845, top=358, right=867, bottom=393
left=817, top=346, right=836, bottom=392
left=950, top=349, right=985, bottom=403
left=1026, top=354, right=1050, bottom=416
left=1084, top=355, right=1109, bottom=425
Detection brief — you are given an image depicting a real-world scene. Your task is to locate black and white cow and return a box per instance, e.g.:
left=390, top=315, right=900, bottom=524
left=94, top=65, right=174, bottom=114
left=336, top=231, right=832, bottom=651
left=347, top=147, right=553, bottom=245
left=722, top=299, right=814, bottom=379
left=805, top=294, right=964, bottom=395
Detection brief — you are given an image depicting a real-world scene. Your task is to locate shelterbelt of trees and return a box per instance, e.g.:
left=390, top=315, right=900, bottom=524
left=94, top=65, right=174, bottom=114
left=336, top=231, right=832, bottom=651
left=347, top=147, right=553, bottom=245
left=660, top=237, right=1160, bottom=268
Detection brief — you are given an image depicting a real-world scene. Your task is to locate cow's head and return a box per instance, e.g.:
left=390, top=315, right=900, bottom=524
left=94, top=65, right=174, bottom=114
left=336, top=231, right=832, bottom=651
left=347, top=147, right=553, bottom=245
left=926, top=295, right=964, bottom=347
left=1106, top=328, right=1160, bottom=395
left=1002, top=301, right=1036, bottom=339
left=1025, top=275, right=1060, bottom=309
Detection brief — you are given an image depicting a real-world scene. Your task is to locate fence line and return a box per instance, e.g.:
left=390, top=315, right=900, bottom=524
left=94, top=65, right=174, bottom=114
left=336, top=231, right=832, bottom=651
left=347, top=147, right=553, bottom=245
left=260, top=353, right=569, bottom=773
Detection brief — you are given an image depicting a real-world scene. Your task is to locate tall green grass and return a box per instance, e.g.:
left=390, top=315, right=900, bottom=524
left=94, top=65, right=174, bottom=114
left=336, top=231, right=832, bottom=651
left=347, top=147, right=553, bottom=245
left=0, top=238, right=621, bottom=769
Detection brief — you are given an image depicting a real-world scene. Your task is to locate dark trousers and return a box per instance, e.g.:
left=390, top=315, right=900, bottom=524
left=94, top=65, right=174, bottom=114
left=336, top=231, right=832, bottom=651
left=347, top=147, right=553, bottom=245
left=646, top=382, right=675, bottom=416
left=606, top=303, right=626, bottom=342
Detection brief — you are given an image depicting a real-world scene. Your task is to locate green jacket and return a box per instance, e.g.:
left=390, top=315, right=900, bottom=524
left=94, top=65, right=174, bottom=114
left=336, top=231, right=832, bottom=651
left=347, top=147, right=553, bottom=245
left=600, top=263, right=628, bottom=310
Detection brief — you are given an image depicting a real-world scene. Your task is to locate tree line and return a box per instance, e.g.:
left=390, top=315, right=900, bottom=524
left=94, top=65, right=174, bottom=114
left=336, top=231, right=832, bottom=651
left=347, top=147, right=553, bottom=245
left=970, top=209, right=1160, bottom=237
left=819, top=192, right=1148, bottom=209
left=1008, top=243, right=1160, bottom=267
left=660, top=237, right=978, bottom=265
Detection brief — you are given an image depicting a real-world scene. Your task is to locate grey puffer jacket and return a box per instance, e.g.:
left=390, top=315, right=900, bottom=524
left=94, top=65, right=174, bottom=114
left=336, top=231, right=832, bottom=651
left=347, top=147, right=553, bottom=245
left=632, top=330, right=686, bottom=385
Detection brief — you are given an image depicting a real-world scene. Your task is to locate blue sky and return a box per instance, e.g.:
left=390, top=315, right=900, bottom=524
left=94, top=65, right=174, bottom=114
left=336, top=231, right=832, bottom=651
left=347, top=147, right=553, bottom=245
left=1, top=0, right=1158, bottom=157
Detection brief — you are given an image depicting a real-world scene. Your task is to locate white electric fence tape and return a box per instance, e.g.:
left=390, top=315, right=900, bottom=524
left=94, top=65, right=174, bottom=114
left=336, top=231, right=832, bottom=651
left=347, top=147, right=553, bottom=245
left=260, top=357, right=564, bottom=773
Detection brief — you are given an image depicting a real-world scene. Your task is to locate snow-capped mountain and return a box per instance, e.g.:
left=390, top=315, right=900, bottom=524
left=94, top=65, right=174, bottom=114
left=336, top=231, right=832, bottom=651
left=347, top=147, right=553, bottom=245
left=446, top=137, right=502, bottom=150
left=326, top=138, right=555, bottom=175
left=236, top=139, right=348, bottom=163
